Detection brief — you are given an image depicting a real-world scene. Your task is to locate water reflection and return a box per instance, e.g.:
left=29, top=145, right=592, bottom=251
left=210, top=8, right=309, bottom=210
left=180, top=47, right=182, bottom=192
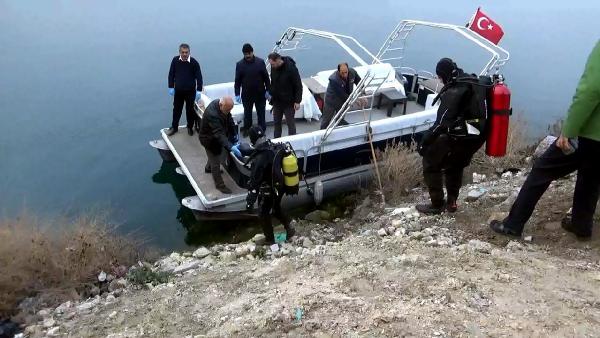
left=151, top=161, right=260, bottom=247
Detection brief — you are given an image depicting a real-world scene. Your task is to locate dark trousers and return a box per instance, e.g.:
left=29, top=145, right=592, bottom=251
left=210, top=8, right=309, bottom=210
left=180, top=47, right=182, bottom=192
left=422, top=135, right=484, bottom=205
left=319, top=103, right=348, bottom=130
left=242, top=94, right=266, bottom=131
left=205, top=147, right=227, bottom=188
left=272, top=104, right=296, bottom=138
left=504, top=137, right=600, bottom=235
left=172, top=89, right=197, bottom=130
left=259, top=188, right=291, bottom=242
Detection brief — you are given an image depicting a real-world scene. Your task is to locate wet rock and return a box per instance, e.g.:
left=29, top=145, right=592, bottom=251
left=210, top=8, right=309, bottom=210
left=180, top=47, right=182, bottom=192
left=377, top=228, right=388, bottom=237
left=252, top=234, right=266, bottom=245
left=192, top=247, right=211, bottom=259
left=466, top=188, right=487, bottom=202
left=173, top=259, right=201, bottom=274
left=468, top=239, right=493, bottom=254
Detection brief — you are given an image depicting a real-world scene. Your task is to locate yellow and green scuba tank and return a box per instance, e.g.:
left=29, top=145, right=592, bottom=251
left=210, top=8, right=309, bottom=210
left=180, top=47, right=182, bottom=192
left=272, top=142, right=300, bottom=195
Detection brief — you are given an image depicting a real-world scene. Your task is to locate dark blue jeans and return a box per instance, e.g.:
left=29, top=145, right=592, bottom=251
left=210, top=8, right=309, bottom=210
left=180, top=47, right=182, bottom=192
left=504, top=137, right=600, bottom=235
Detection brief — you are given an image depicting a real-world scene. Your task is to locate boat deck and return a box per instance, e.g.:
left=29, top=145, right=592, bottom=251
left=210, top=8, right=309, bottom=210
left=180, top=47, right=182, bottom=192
left=163, top=100, right=424, bottom=203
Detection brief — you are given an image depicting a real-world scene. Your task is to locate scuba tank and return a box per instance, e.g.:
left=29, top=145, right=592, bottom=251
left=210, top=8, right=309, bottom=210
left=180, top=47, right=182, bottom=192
left=282, top=143, right=300, bottom=194
left=485, top=75, right=512, bottom=157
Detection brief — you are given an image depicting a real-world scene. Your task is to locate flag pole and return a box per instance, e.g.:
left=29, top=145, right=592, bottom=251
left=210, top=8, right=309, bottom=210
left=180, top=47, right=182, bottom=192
left=466, top=7, right=479, bottom=28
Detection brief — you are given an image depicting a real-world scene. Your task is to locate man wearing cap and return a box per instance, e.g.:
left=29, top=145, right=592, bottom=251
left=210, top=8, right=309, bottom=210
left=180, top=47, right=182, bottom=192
left=416, top=58, right=485, bottom=214
left=245, top=126, right=296, bottom=243
left=234, top=43, right=271, bottom=136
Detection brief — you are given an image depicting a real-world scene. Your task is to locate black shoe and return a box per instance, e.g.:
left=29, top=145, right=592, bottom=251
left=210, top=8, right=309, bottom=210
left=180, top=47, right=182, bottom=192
left=166, top=128, right=178, bottom=136
left=446, top=197, right=458, bottom=213
left=242, top=128, right=249, bottom=138
left=416, top=203, right=445, bottom=215
left=285, top=227, right=296, bottom=240
left=561, top=217, right=592, bottom=240
left=187, top=128, right=193, bottom=136
left=489, top=220, right=521, bottom=237
left=216, top=185, right=232, bottom=194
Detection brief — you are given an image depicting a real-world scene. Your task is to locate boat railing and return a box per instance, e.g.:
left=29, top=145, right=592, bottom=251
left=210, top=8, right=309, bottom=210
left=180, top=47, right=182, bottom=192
left=375, top=19, right=510, bottom=76
left=266, top=27, right=380, bottom=73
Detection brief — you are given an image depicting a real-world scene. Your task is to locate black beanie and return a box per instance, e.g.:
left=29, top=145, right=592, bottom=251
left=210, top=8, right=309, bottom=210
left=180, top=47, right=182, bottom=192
left=436, top=58, right=456, bottom=84
left=242, top=43, right=253, bottom=54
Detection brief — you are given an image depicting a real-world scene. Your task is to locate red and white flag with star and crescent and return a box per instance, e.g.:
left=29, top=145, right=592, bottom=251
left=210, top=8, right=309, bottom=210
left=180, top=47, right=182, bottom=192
left=467, top=8, right=504, bottom=45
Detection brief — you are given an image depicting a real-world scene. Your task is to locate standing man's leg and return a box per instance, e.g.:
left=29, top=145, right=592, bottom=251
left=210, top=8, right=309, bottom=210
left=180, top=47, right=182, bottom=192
left=205, top=147, right=231, bottom=194
left=272, top=104, right=283, bottom=139
left=259, top=190, right=275, bottom=243
left=171, top=90, right=185, bottom=131
left=273, top=193, right=295, bottom=238
left=255, top=94, right=267, bottom=132
left=242, top=94, right=255, bottom=135
left=184, top=90, right=196, bottom=135
left=570, top=137, right=600, bottom=237
left=417, top=135, right=451, bottom=214
left=493, top=143, right=579, bottom=235
left=283, top=105, right=296, bottom=136
left=445, top=138, right=484, bottom=211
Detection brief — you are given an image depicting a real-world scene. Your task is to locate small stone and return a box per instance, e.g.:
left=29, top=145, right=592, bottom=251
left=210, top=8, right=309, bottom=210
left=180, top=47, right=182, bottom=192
left=466, top=188, right=487, bottom=202
left=501, top=171, right=513, bottom=179
left=302, top=238, right=314, bottom=248
left=394, top=228, right=406, bottom=237
left=47, top=326, right=60, bottom=336
left=422, top=236, right=434, bottom=243
left=506, top=241, right=524, bottom=251
left=192, top=247, right=211, bottom=258
left=173, top=259, right=201, bottom=274
left=472, top=173, right=487, bottom=183
left=55, top=301, right=72, bottom=314
left=235, top=245, right=251, bottom=257
left=468, top=239, right=492, bottom=254
left=524, top=236, right=533, bottom=242
left=37, top=308, right=51, bottom=317
left=409, top=231, right=424, bottom=240
left=43, top=318, right=56, bottom=328
left=77, top=298, right=99, bottom=312
left=182, top=251, right=193, bottom=257
left=296, top=247, right=304, bottom=255
left=219, top=252, right=236, bottom=262
left=390, top=207, right=412, bottom=216
left=386, top=226, right=396, bottom=235
left=252, top=234, right=266, bottom=245
left=108, top=311, right=118, bottom=319
left=98, top=271, right=107, bottom=282
left=391, top=219, right=403, bottom=227
left=533, top=135, right=557, bottom=158
left=270, top=244, right=280, bottom=253
left=377, top=228, right=388, bottom=237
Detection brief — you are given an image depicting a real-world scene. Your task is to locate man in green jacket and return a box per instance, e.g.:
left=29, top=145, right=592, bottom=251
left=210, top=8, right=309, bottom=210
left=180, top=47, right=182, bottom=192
left=490, top=40, right=600, bottom=239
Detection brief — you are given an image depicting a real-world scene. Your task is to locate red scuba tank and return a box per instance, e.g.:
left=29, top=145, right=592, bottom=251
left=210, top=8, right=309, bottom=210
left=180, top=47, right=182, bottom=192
left=485, top=77, right=511, bottom=157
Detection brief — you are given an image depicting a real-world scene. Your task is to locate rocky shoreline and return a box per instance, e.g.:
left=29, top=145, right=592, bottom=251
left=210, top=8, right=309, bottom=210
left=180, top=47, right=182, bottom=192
left=11, top=161, right=600, bottom=337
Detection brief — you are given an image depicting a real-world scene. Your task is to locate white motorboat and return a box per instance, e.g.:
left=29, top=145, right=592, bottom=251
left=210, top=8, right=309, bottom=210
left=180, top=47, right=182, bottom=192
left=150, top=20, right=510, bottom=220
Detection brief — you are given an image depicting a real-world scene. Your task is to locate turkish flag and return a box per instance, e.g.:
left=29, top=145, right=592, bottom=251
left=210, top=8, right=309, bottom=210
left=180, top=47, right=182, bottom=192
left=468, top=8, right=504, bottom=45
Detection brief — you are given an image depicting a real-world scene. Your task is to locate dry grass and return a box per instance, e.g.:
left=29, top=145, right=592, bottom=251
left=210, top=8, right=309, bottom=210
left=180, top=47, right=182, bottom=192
left=377, top=142, right=423, bottom=204
left=472, top=114, right=532, bottom=174
left=0, top=213, right=159, bottom=319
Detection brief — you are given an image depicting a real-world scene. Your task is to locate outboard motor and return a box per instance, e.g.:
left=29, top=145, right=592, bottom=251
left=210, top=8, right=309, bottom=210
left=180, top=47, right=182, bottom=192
left=486, top=75, right=511, bottom=157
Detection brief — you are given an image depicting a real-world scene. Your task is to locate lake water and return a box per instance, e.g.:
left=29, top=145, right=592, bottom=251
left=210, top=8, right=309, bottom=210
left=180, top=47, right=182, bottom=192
left=1, top=0, right=599, bottom=250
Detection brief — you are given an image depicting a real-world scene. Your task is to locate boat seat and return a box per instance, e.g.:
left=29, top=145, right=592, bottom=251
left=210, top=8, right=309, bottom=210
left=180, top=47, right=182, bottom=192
left=376, top=88, right=408, bottom=116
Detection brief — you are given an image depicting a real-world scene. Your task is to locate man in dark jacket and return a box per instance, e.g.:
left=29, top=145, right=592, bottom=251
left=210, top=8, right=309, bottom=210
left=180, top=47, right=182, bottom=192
left=235, top=43, right=271, bottom=135
left=416, top=58, right=485, bottom=214
left=245, top=126, right=296, bottom=243
left=320, top=63, right=362, bottom=129
left=167, top=43, right=203, bottom=136
left=199, top=96, right=241, bottom=194
left=267, top=52, right=303, bottom=138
